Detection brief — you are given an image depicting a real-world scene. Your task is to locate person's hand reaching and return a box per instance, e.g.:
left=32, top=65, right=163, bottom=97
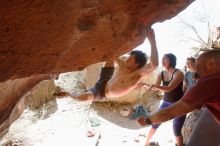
left=147, top=28, right=156, bottom=44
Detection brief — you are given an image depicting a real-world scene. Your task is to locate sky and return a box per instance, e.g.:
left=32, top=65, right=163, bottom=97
left=134, top=0, right=220, bottom=69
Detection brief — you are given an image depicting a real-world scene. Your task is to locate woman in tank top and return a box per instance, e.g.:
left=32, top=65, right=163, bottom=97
left=145, top=53, right=186, bottom=146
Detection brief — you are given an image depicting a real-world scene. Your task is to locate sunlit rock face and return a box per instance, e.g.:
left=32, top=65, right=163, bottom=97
left=0, top=0, right=194, bottom=82
left=0, top=76, right=57, bottom=133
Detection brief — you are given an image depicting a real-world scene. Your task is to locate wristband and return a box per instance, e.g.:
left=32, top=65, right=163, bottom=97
left=144, top=117, right=152, bottom=125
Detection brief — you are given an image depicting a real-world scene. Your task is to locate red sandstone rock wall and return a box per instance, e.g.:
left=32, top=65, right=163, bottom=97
left=0, top=0, right=194, bottom=82
left=0, top=74, right=55, bottom=123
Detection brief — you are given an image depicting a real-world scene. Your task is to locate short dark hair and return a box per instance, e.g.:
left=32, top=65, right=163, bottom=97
left=164, top=53, right=176, bottom=68
left=130, top=50, right=147, bottom=69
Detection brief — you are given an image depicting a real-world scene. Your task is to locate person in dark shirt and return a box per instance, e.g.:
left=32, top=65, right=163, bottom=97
left=137, top=49, right=220, bottom=145
left=139, top=53, right=186, bottom=146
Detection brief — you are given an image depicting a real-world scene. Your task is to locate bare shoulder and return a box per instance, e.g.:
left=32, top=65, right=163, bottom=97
left=115, top=56, right=127, bottom=67
left=173, top=69, right=184, bottom=79
left=175, top=69, right=184, bottom=75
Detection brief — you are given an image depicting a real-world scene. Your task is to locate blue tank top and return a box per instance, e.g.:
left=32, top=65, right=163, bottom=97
left=161, top=69, right=184, bottom=102
left=185, top=71, right=196, bottom=90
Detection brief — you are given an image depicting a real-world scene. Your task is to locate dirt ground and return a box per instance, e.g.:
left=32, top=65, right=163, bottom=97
left=0, top=98, right=176, bottom=146
left=0, top=72, right=176, bottom=146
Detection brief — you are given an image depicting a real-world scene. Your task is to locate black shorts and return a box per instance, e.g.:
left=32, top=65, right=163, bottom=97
left=89, top=67, right=114, bottom=100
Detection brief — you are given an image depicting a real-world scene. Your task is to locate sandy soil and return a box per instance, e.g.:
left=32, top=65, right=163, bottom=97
left=0, top=72, right=176, bottom=146
left=0, top=98, right=176, bottom=146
